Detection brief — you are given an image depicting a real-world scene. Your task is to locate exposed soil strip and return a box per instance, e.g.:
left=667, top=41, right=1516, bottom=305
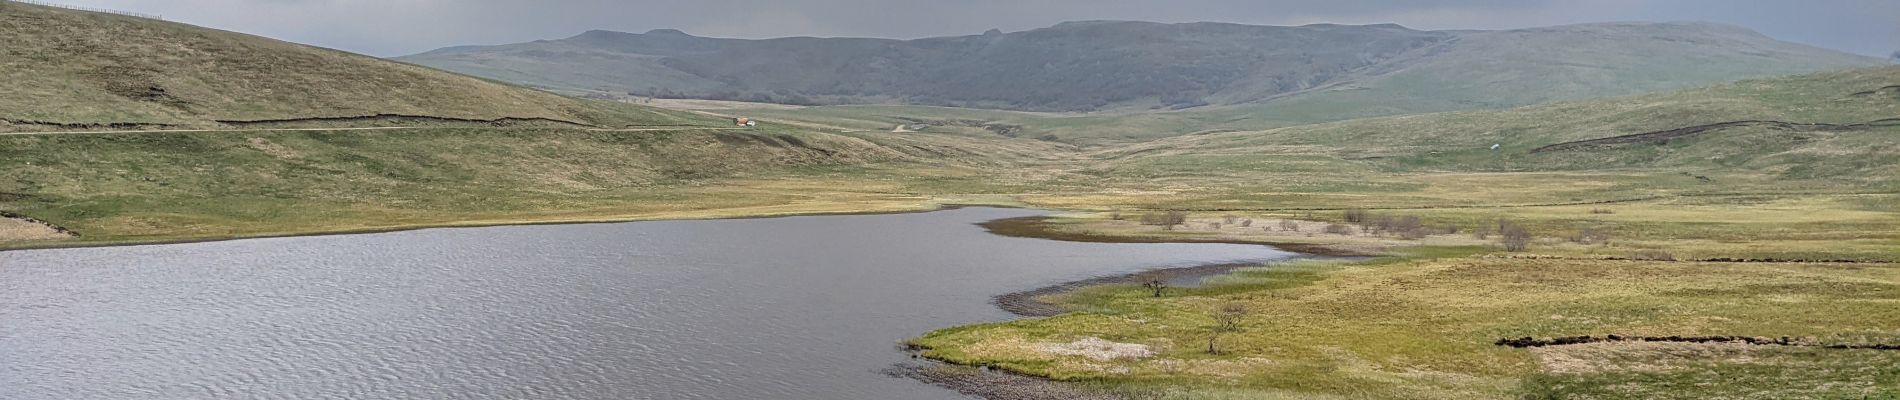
left=993, top=262, right=1267, bottom=317
left=0, top=211, right=77, bottom=237
left=1497, top=335, right=1900, bottom=350
left=1481, top=254, right=1898, bottom=265
left=1531, top=118, right=1900, bottom=153
left=215, top=113, right=597, bottom=128
left=884, top=364, right=1125, bottom=400
left=979, top=216, right=1376, bottom=257
left=0, top=125, right=741, bottom=137
left=1848, top=85, right=1900, bottom=97
left=0, top=118, right=178, bottom=130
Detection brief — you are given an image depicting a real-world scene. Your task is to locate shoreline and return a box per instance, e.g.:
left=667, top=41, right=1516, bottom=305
left=978, top=215, right=1379, bottom=257
left=992, top=261, right=1273, bottom=317
left=906, top=215, right=1367, bottom=399
left=5, top=203, right=1330, bottom=399
left=0, top=203, right=1025, bottom=253
left=906, top=258, right=1340, bottom=400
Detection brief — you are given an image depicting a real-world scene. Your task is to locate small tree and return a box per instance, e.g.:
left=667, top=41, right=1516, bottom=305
left=1164, top=210, right=1189, bottom=231
left=1209, top=303, right=1247, bottom=354
left=1279, top=220, right=1300, bottom=232
left=1570, top=226, right=1611, bottom=245
left=1500, top=221, right=1532, bottom=252
left=1137, top=271, right=1169, bottom=297
left=1140, top=212, right=1165, bottom=226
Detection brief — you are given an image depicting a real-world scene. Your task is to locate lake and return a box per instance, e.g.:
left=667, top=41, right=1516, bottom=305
left=0, top=207, right=1294, bottom=399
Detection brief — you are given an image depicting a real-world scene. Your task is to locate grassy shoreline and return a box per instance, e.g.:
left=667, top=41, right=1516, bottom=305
left=0, top=198, right=1025, bottom=252
left=907, top=201, right=1900, bottom=399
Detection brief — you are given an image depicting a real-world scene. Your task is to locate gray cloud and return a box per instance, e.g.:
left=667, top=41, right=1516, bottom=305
left=64, top=0, right=1900, bottom=57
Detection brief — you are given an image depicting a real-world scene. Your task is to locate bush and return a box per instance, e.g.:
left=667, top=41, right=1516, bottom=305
left=1323, top=224, right=1354, bottom=235
left=1500, top=221, right=1532, bottom=251
left=1569, top=226, right=1611, bottom=244
left=1279, top=220, right=1300, bottom=232
left=1344, top=209, right=1368, bottom=223
left=1590, top=208, right=1615, bottom=214
left=1239, top=219, right=1253, bottom=228
left=1630, top=250, right=1677, bottom=261
left=1223, top=215, right=1239, bottom=224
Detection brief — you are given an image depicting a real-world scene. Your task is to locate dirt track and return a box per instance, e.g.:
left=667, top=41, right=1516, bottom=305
left=1532, top=118, right=1900, bottom=153
left=0, top=125, right=745, bottom=136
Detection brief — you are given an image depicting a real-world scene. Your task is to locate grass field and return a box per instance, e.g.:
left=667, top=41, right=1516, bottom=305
left=911, top=193, right=1900, bottom=399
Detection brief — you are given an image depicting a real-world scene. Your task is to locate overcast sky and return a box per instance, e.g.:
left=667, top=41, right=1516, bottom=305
left=65, top=0, right=1900, bottom=57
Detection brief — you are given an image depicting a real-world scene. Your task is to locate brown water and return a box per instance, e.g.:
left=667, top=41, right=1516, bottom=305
left=0, top=207, right=1293, bottom=399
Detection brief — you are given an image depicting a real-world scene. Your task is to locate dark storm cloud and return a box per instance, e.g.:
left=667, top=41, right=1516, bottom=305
left=63, top=0, right=1900, bottom=57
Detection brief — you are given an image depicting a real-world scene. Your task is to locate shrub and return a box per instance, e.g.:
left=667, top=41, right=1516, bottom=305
left=1344, top=209, right=1368, bottom=223
left=1223, top=215, right=1239, bottom=224
left=1279, top=220, right=1300, bottom=232
left=1323, top=224, right=1354, bottom=235
left=1500, top=221, right=1532, bottom=251
left=1630, top=250, right=1677, bottom=261
left=1569, top=226, right=1611, bottom=244
left=1239, top=219, right=1253, bottom=228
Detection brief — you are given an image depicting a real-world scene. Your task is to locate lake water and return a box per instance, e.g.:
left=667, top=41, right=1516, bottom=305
left=0, top=207, right=1293, bottom=399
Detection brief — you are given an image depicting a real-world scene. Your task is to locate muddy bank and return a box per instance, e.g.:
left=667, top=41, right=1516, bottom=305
left=980, top=216, right=1376, bottom=257
left=885, top=363, right=1125, bottom=400
left=0, top=210, right=77, bottom=240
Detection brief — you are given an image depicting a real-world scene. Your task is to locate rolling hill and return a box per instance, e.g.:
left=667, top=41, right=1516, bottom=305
left=400, top=21, right=1881, bottom=115
left=1113, top=65, right=1900, bottom=188
left=0, top=0, right=703, bottom=129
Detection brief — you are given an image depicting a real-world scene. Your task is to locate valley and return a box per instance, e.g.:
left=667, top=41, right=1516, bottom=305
left=2, top=1, right=1898, bottom=399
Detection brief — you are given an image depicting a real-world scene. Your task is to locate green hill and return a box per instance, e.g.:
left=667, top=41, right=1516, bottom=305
left=400, top=21, right=1879, bottom=116
left=0, top=0, right=702, bottom=129
left=1112, top=66, right=1900, bottom=189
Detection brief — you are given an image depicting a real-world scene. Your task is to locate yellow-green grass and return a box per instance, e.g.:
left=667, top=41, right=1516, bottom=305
left=0, top=1, right=705, bottom=128
left=909, top=187, right=1900, bottom=399
left=913, top=256, right=1900, bottom=399
left=0, top=126, right=1012, bottom=247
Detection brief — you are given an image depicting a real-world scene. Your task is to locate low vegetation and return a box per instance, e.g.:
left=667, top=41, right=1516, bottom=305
left=912, top=195, right=1900, bottom=399
left=2, top=5, right=1897, bottom=398
left=0, top=1, right=707, bottom=128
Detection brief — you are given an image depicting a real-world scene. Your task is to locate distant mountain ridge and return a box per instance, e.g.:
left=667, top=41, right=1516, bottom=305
left=399, top=20, right=1883, bottom=113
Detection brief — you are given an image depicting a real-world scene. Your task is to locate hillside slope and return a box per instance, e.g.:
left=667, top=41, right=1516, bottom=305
left=401, top=21, right=1880, bottom=115
left=1117, top=66, right=1900, bottom=187
left=0, top=0, right=700, bottom=129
